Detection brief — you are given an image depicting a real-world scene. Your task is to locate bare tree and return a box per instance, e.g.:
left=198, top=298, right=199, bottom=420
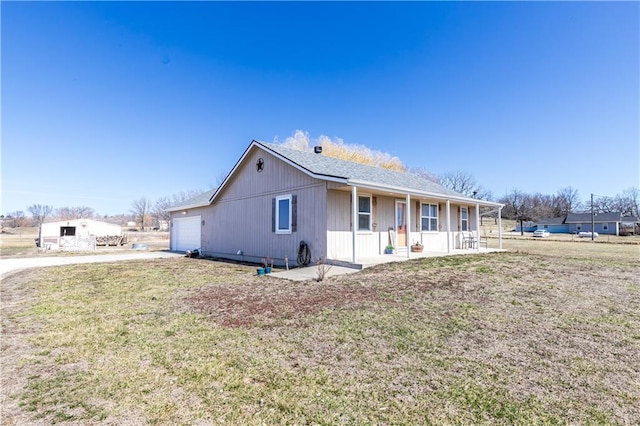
left=55, top=206, right=95, bottom=220
left=438, top=170, right=493, bottom=200
left=588, top=188, right=639, bottom=217
left=554, top=187, right=581, bottom=216
left=28, top=204, right=53, bottom=245
left=527, top=193, right=557, bottom=221
left=499, top=190, right=532, bottom=235
left=28, top=204, right=53, bottom=227
left=408, top=166, right=440, bottom=183
left=152, top=189, right=209, bottom=230
left=131, top=197, right=152, bottom=231
left=153, top=196, right=172, bottom=226
left=439, top=171, right=476, bottom=195
left=6, top=211, right=27, bottom=228
left=74, top=206, right=95, bottom=218
left=615, top=187, right=639, bottom=217
left=170, top=189, right=207, bottom=206
left=592, top=195, right=616, bottom=214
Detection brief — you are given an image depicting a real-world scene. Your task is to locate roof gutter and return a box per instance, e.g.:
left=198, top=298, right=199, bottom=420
left=347, top=179, right=503, bottom=207
left=210, top=140, right=349, bottom=204
left=167, top=201, right=211, bottom=213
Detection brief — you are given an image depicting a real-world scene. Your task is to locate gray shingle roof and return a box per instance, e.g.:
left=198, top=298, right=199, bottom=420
left=565, top=212, right=623, bottom=223
left=536, top=217, right=566, bottom=225
left=168, top=188, right=216, bottom=211
left=257, top=141, right=480, bottom=202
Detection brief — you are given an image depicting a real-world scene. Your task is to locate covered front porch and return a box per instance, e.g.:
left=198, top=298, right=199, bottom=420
left=326, top=184, right=504, bottom=267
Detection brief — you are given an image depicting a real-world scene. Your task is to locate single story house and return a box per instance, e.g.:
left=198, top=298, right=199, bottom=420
left=39, top=219, right=123, bottom=250
left=515, top=221, right=537, bottom=233
left=168, top=140, right=503, bottom=267
left=521, top=212, right=638, bottom=236
left=533, top=217, right=569, bottom=234
left=565, top=212, right=627, bottom=236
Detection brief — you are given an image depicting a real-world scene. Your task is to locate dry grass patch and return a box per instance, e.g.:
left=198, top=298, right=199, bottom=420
left=2, top=252, right=639, bottom=424
left=0, top=228, right=169, bottom=258
left=489, top=236, right=639, bottom=262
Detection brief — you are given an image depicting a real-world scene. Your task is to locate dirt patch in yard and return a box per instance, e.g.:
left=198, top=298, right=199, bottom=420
left=186, top=277, right=390, bottom=327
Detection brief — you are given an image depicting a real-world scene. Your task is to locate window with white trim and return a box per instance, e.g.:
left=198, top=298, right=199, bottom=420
left=421, top=203, right=438, bottom=231
left=276, top=195, right=292, bottom=234
left=358, top=196, right=372, bottom=231
left=461, top=207, right=468, bottom=231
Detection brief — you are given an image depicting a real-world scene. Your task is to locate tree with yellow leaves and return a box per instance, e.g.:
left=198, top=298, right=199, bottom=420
left=279, top=130, right=407, bottom=172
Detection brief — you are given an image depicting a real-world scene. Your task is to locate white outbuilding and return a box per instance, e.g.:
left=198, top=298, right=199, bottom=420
left=39, top=219, right=123, bottom=250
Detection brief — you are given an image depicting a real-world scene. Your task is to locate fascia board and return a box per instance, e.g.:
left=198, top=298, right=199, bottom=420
left=167, top=202, right=210, bottom=213
left=347, top=179, right=503, bottom=208
left=255, top=141, right=348, bottom=184
left=210, top=141, right=349, bottom=204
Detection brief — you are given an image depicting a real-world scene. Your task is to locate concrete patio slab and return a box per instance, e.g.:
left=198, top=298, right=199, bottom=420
left=270, top=248, right=504, bottom=281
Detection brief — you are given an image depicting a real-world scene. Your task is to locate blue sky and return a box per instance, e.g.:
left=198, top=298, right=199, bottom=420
left=2, top=1, right=638, bottom=216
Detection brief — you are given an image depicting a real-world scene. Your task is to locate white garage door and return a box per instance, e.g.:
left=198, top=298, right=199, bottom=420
left=172, top=216, right=201, bottom=252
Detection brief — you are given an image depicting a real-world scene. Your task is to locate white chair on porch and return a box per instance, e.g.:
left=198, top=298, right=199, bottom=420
left=460, top=231, right=476, bottom=249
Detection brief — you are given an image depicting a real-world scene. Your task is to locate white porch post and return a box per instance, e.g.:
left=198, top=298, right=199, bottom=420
left=406, top=193, right=411, bottom=258
left=498, top=206, right=503, bottom=250
left=446, top=200, right=451, bottom=253
left=475, top=203, right=481, bottom=252
left=352, top=185, right=357, bottom=264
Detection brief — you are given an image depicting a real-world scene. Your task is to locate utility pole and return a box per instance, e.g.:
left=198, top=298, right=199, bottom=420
left=591, top=193, right=595, bottom=241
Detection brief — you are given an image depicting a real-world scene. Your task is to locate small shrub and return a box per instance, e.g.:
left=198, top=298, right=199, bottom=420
left=315, top=257, right=333, bottom=282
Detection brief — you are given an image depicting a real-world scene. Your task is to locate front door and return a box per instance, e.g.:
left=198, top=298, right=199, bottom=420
left=396, top=201, right=406, bottom=247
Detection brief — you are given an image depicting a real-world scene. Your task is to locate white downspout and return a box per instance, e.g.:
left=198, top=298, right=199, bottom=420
left=498, top=206, right=503, bottom=250
left=352, top=185, right=357, bottom=264
left=446, top=200, right=451, bottom=253
left=406, top=193, right=411, bottom=258
left=475, top=203, right=481, bottom=252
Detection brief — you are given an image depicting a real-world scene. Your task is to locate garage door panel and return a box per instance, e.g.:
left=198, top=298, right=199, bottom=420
left=173, top=216, right=201, bottom=252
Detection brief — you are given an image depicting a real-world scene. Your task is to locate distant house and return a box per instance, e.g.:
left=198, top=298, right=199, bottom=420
left=39, top=219, right=123, bottom=250
left=565, top=212, right=626, bottom=236
left=515, top=212, right=638, bottom=236
left=534, top=217, right=570, bottom=234
left=515, top=221, right=537, bottom=233
left=168, top=140, right=504, bottom=267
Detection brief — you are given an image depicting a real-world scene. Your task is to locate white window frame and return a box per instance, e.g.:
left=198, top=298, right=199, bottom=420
left=421, top=203, right=438, bottom=232
left=460, top=206, right=469, bottom=231
left=357, top=195, right=372, bottom=232
left=275, top=194, right=292, bottom=234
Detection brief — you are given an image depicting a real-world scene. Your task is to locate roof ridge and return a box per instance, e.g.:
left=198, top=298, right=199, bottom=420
left=257, top=140, right=468, bottom=199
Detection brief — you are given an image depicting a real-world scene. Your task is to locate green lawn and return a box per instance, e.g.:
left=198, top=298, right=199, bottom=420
left=2, top=248, right=639, bottom=424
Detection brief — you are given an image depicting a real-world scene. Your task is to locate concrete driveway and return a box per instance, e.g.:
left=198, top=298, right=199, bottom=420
left=0, top=251, right=183, bottom=278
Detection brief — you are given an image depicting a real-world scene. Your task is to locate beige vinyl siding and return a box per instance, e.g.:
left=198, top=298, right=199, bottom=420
left=326, top=190, right=397, bottom=233
left=205, top=148, right=327, bottom=265
left=218, top=150, right=321, bottom=202
left=327, top=190, right=351, bottom=231
left=327, top=191, right=406, bottom=258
